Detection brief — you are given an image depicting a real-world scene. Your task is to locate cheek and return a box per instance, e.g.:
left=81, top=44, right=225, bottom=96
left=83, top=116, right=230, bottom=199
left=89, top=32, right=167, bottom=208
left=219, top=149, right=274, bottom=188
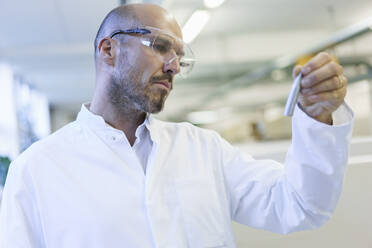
left=141, top=61, right=163, bottom=86
left=121, top=46, right=164, bottom=86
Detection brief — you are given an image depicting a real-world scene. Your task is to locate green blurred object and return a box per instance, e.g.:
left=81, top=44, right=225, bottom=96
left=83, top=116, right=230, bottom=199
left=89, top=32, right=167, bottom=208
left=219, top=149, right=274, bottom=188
left=0, top=156, right=11, bottom=187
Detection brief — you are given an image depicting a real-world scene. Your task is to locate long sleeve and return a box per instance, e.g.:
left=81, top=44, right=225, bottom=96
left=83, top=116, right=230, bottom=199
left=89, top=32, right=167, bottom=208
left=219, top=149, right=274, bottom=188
left=0, top=157, right=46, bottom=248
left=222, top=103, right=353, bottom=234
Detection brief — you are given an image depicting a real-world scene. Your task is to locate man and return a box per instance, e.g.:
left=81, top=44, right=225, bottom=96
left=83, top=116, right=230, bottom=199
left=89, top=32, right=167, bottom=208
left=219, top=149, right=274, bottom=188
left=0, top=3, right=353, bottom=248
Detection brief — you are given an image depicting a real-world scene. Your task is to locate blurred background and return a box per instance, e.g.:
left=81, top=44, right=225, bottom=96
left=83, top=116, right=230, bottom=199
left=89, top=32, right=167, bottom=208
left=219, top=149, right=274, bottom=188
left=0, top=0, right=371, bottom=247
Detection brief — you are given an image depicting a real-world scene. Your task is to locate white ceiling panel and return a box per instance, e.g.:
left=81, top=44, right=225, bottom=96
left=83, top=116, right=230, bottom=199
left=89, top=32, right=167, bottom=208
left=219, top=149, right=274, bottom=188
left=179, top=0, right=372, bottom=37
left=55, top=0, right=118, bottom=42
left=0, top=0, right=65, bottom=47
left=1, top=0, right=372, bottom=113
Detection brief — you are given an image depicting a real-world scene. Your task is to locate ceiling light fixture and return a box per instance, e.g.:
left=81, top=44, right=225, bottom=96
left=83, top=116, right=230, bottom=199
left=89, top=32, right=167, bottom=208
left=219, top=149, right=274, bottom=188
left=203, top=0, right=225, bottom=9
left=182, top=10, right=211, bottom=44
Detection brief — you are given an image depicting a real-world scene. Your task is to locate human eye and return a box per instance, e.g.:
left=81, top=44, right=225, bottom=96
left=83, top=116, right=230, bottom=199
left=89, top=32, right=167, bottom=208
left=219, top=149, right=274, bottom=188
left=153, top=37, right=172, bottom=54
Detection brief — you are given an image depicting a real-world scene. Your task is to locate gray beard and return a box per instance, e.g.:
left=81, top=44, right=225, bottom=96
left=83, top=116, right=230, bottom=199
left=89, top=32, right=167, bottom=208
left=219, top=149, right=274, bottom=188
left=108, top=70, right=168, bottom=116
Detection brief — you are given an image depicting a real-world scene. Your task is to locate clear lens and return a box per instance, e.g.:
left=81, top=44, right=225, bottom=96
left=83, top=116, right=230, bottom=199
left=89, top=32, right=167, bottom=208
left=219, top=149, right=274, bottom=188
left=150, top=33, right=195, bottom=78
left=179, top=44, right=195, bottom=77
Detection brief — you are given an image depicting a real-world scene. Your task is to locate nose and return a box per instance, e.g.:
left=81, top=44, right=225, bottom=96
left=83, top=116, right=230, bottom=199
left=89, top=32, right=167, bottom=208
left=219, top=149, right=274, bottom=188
left=163, top=53, right=180, bottom=75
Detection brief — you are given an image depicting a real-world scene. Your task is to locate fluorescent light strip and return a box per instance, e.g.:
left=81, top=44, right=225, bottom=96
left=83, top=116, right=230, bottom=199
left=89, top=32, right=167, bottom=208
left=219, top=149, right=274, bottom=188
left=182, top=10, right=211, bottom=44
left=204, top=0, right=225, bottom=9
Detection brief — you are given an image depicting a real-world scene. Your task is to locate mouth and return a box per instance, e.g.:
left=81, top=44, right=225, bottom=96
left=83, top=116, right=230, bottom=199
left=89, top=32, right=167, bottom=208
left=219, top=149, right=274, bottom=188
left=153, top=81, right=171, bottom=90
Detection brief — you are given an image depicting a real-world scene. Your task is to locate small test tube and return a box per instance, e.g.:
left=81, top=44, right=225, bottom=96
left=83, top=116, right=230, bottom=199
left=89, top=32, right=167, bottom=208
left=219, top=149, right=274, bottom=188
left=284, top=73, right=302, bottom=116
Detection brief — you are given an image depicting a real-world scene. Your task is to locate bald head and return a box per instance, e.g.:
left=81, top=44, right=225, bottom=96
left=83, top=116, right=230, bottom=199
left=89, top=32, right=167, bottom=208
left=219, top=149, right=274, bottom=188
left=94, top=3, right=182, bottom=60
left=91, top=3, right=183, bottom=120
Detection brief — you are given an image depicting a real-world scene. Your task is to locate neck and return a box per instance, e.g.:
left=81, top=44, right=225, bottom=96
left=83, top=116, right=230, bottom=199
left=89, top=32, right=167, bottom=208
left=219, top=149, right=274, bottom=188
left=90, top=96, right=147, bottom=146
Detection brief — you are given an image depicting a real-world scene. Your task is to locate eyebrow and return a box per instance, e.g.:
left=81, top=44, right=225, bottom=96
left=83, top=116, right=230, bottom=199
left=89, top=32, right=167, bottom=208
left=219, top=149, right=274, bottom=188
left=157, top=36, right=185, bottom=57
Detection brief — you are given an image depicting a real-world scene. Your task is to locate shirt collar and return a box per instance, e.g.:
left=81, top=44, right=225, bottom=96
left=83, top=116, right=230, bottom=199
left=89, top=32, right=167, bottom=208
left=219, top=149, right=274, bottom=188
left=76, top=103, right=152, bottom=140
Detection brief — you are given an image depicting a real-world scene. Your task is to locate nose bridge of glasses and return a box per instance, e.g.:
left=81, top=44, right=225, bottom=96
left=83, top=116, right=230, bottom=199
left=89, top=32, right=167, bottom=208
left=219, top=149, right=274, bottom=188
left=163, top=53, right=181, bottom=75
left=166, top=47, right=180, bottom=61
left=165, top=54, right=179, bottom=66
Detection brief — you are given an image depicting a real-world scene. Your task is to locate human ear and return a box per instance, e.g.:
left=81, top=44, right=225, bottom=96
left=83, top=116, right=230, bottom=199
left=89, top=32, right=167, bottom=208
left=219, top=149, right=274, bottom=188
left=97, top=38, right=117, bottom=66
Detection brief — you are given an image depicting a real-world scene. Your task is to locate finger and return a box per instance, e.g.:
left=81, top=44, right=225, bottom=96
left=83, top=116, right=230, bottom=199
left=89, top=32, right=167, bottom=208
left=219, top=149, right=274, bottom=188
left=301, top=61, right=343, bottom=88
left=292, top=65, right=302, bottom=79
left=303, top=102, right=329, bottom=117
left=300, top=52, right=333, bottom=75
left=301, top=75, right=346, bottom=95
left=305, top=86, right=346, bottom=103
left=298, top=94, right=312, bottom=107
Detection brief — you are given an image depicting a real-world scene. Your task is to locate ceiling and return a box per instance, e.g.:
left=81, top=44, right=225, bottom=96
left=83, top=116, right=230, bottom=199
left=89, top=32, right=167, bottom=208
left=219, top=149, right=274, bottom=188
left=1, top=0, right=372, bottom=121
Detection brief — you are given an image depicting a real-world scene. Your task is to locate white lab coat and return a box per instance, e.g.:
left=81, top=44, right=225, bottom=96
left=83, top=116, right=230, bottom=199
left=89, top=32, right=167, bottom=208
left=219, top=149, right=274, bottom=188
left=0, top=103, right=353, bottom=248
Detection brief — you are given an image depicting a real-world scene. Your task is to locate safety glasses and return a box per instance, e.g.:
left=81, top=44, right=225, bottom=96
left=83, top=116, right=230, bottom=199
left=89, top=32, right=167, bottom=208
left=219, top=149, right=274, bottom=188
left=110, top=26, right=195, bottom=78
